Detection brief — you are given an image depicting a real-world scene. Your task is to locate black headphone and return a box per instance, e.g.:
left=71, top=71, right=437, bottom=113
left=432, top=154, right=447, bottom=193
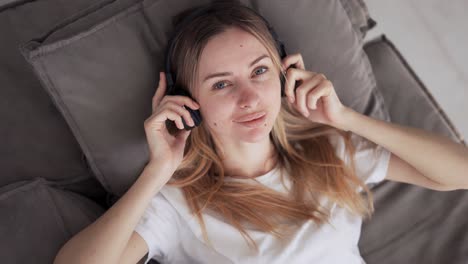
left=163, top=2, right=293, bottom=132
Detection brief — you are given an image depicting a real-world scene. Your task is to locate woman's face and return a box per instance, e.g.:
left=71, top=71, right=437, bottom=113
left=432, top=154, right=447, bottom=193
left=192, top=27, right=282, bottom=144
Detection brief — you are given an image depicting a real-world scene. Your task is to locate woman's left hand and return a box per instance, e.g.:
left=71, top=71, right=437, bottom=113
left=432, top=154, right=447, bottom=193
left=282, top=53, right=350, bottom=131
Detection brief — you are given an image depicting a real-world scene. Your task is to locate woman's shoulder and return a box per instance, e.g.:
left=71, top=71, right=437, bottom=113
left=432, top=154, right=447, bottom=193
left=157, top=185, right=195, bottom=218
left=145, top=190, right=179, bottom=217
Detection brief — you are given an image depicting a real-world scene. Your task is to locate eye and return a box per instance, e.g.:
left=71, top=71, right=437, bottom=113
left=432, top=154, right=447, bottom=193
left=254, top=66, right=268, bottom=76
left=211, top=66, right=269, bottom=90
left=213, top=81, right=229, bottom=90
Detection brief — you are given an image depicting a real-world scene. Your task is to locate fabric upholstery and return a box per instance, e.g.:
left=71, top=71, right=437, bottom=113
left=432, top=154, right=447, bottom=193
left=360, top=34, right=468, bottom=264
left=0, top=178, right=105, bottom=264
left=364, top=35, right=465, bottom=145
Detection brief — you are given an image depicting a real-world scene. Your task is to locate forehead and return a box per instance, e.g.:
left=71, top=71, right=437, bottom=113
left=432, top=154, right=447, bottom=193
left=197, top=27, right=270, bottom=76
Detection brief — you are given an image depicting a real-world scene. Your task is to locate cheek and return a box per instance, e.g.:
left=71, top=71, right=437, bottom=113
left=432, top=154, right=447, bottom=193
left=266, top=78, right=281, bottom=101
left=267, top=80, right=282, bottom=114
left=201, top=101, right=233, bottom=127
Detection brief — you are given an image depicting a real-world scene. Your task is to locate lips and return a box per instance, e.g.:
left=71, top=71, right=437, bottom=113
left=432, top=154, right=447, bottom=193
left=234, top=111, right=266, bottom=123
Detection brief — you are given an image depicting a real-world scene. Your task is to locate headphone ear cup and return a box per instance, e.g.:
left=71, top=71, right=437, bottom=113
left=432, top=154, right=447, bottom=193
left=189, top=107, right=202, bottom=129
left=178, top=107, right=202, bottom=131
left=280, top=73, right=286, bottom=97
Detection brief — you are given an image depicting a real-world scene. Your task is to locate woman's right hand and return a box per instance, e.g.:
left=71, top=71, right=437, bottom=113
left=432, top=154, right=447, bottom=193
left=143, top=72, right=200, bottom=173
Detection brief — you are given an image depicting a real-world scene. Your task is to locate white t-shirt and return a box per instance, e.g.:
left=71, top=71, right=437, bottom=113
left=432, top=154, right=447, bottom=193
left=135, top=133, right=392, bottom=264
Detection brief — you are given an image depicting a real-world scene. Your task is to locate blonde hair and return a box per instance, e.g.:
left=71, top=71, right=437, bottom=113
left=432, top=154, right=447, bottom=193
left=165, top=1, right=378, bottom=252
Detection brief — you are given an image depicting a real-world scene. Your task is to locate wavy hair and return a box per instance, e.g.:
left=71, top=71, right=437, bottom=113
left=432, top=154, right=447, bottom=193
left=165, top=0, right=379, bottom=252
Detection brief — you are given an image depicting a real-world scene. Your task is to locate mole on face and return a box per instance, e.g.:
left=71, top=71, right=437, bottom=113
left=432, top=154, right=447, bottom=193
left=214, top=122, right=217, bottom=126
left=240, top=44, right=243, bottom=47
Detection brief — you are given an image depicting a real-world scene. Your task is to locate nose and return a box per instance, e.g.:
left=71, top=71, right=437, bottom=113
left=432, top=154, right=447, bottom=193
left=237, top=82, right=261, bottom=109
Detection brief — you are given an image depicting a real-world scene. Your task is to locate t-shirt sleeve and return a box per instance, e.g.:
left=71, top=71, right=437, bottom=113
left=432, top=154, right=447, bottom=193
left=134, top=192, right=180, bottom=264
left=328, top=132, right=392, bottom=186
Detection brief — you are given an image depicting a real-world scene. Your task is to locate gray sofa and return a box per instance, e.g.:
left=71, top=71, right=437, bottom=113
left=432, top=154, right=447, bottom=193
left=1, top=0, right=466, bottom=263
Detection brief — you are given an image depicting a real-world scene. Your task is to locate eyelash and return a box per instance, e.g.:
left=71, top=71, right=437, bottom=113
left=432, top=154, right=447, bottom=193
left=212, top=66, right=269, bottom=90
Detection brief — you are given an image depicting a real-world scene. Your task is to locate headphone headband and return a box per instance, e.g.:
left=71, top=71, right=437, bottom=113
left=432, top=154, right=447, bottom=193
left=164, top=5, right=212, bottom=91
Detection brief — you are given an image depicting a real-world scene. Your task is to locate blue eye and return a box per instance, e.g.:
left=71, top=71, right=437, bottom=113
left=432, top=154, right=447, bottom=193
left=254, top=66, right=268, bottom=75
left=212, top=66, right=269, bottom=90
left=213, top=81, right=228, bottom=90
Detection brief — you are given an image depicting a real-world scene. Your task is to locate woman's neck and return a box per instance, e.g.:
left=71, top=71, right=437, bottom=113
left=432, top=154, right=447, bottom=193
left=223, top=143, right=279, bottom=179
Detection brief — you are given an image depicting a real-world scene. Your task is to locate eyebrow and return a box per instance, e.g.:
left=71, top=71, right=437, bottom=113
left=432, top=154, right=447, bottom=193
left=202, top=54, right=270, bottom=84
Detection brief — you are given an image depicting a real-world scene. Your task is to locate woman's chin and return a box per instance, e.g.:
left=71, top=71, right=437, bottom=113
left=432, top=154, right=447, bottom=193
left=235, top=123, right=272, bottom=142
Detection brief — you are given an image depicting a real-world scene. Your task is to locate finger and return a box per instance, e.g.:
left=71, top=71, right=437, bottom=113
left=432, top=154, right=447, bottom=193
left=166, top=103, right=195, bottom=127
left=152, top=72, right=167, bottom=113
left=302, top=73, right=326, bottom=92
left=284, top=68, right=310, bottom=102
left=306, top=80, right=332, bottom=110
left=163, top=95, right=200, bottom=110
left=161, top=102, right=195, bottom=126
left=294, top=74, right=329, bottom=116
left=295, top=81, right=311, bottom=117
left=281, top=53, right=305, bottom=71
left=151, top=105, right=186, bottom=130
left=163, top=109, right=185, bottom=129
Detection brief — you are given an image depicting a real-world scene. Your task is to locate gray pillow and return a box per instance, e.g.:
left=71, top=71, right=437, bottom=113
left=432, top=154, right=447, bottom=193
left=20, top=0, right=389, bottom=197
left=0, top=178, right=104, bottom=264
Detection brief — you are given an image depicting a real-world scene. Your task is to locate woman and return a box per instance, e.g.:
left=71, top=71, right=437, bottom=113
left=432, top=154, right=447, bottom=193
left=54, top=2, right=468, bottom=264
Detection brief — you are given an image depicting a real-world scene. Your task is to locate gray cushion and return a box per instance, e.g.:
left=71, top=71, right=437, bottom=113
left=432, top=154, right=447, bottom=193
left=0, top=0, right=109, bottom=202
left=20, top=0, right=389, bottom=197
left=0, top=178, right=105, bottom=264
left=364, top=35, right=465, bottom=145
left=359, top=34, right=468, bottom=264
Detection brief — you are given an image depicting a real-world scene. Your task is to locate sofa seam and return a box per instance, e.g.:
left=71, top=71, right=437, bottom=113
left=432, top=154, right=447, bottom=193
left=0, top=179, right=40, bottom=200
left=41, top=181, right=73, bottom=238
left=26, top=1, right=145, bottom=59
left=0, top=0, right=34, bottom=12
left=20, top=0, right=116, bottom=45
left=48, top=172, right=101, bottom=189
